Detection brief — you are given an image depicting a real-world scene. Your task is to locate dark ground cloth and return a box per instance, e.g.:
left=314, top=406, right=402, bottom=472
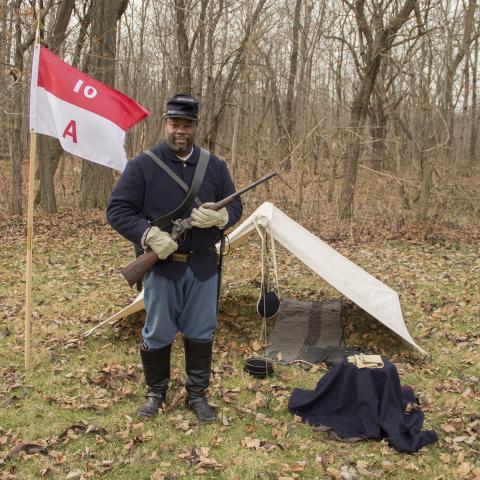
left=266, top=298, right=344, bottom=364
left=288, top=358, right=438, bottom=453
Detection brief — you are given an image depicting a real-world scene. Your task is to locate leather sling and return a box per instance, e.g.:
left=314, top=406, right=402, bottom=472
left=145, top=148, right=210, bottom=229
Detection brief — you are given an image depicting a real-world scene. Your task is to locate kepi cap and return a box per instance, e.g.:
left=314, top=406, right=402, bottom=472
left=164, top=94, right=199, bottom=121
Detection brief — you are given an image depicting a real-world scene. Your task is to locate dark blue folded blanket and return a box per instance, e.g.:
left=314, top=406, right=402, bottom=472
left=288, top=358, right=438, bottom=453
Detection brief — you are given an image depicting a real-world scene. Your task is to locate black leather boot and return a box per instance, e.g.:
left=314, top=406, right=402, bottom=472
left=138, top=343, right=171, bottom=418
left=184, top=338, right=216, bottom=422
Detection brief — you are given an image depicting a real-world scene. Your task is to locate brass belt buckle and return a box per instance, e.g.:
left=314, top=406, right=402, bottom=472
left=173, top=253, right=188, bottom=262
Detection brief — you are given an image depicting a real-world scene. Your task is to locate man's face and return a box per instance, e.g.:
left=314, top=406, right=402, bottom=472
left=165, top=117, right=197, bottom=155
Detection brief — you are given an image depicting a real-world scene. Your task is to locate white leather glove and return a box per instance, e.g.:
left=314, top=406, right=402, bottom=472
left=191, top=203, right=229, bottom=228
left=145, top=226, right=178, bottom=259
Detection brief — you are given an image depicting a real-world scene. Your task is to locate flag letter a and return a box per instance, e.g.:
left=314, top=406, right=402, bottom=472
left=62, top=120, right=78, bottom=143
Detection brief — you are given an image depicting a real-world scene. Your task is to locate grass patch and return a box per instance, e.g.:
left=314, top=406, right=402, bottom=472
left=0, top=211, right=479, bottom=479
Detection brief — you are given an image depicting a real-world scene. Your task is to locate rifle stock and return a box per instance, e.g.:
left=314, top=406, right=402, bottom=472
left=120, top=171, right=276, bottom=287
left=121, top=250, right=158, bottom=287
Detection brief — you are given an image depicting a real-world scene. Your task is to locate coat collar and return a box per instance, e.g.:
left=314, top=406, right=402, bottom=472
left=159, top=142, right=199, bottom=164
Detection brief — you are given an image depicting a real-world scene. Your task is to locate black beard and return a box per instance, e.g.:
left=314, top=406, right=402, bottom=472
left=166, top=137, right=193, bottom=156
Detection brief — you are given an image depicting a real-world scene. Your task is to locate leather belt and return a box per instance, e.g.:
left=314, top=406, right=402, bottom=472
left=168, top=248, right=215, bottom=262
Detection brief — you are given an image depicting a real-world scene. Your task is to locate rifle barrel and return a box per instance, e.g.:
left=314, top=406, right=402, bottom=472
left=214, top=172, right=276, bottom=209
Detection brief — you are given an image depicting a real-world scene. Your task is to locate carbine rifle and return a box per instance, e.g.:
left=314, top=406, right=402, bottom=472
left=120, top=172, right=277, bottom=287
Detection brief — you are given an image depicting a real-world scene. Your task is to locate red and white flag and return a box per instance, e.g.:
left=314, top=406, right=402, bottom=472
left=29, top=45, right=149, bottom=172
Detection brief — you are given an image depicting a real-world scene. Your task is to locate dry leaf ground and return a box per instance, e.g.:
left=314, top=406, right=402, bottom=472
left=0, top=175, right=479, bottom=479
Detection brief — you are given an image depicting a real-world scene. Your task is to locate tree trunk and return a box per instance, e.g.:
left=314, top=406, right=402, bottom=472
left=262, top=51, right=289, bottom=164
left=78, top=0, right=128, bottom=209
left=174, top=0, right=192, bottom=92
left=9, top=88, right=23, bottom=215
left=207, top=0, right=267, bottom=151
left=338, top=0, right=417, bottom=219
left=371, top=89, right=388, bottom=171
left=231, top=52, right=250, bottom=177
left=200, top=0, right=223, bottom=145
left=443, top=0, right=476, bottom=156
left=339, top=109, right=365, bottom=219
left=35, top=139, right=63, bottom=212
left=4, top=0, right=55, bottom=215
left=9, top=0, right=24, bottom=215
left=284, top=0, right=302, bottom=170
left=193, top=0, right=208, bottom=98
left=72, top=3, right=90, bottom=69
left=0, top=0, right=9, bottom=168
left=468, top=36, right=478, bottom=170
left=416, top=151, right=432, bottom=224
left=36, top=0, right=75, bottom=212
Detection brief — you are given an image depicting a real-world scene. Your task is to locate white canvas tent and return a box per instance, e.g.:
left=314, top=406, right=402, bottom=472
left=87, top=202, right=426, bottom=355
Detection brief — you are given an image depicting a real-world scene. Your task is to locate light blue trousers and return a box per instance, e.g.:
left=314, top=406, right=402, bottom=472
left=142, top=267, right=218, bottom=349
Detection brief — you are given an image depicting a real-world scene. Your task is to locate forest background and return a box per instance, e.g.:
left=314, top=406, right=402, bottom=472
left=0, top=1, right=479, bottom=479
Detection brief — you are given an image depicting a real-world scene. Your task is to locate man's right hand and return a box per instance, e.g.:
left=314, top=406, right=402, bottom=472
left=145, top=227, right=178, bottom=259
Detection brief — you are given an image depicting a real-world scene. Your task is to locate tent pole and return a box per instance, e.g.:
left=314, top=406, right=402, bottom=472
left=83, top=315, right=120, bottom=338
left=82, top=296, right=145, bottom=338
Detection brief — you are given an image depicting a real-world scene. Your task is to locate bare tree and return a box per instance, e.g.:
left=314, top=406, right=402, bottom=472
left=78, top=0, right=128, bottom=209
left=172, top=0, right=209, bottom=93
left=5, top=0, right=53, bottom=215
left=8, top=0, right=28, bottom=215
left=1, top=0, right=479, bottom=226
left=35, top=0, right=76, bottom=213
left=205, top=0, right=268, bottom=151
left=283, top=0, right=302, bottom=170
left=442, top=0, right=477, bottom=158
left=0, top=0, right=10, bottom=169
left=337, top=0, right=419, bottom=219
left=468, top=35, right=478, bottom=169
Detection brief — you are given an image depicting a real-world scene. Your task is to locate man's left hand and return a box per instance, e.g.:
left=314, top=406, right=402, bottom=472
left=191, top=203, right=228, bottom=228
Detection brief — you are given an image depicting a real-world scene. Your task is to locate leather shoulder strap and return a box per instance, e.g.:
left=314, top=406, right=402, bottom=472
left=149, top=148, right=210, bottom=229
left=144, top=149, right=203, bottom=207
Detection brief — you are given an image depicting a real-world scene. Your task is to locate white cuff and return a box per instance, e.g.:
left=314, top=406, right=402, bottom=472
left=141, top=227, right=152, bottom=249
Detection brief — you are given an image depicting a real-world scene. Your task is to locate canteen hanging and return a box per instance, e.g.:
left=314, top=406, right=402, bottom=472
left=257, top=290, right=280, bottom=319
left=254, top=222, right=281, bottom=319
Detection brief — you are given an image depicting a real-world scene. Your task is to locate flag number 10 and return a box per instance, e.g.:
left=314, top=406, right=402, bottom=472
left=73, top=79, right=97, bottom=99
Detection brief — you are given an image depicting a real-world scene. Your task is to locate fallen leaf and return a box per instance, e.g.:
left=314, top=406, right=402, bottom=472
left=242, top=436, right=261, bottom=449
left=441, top=423, right=456, bottom=433
left=457, top=462, right=473, bottom=478
left=326, top=466, right=342, bottom=479
left=59, top=421, right=107, bottom=440
left=356, top=459, right=373, bottom=476
left=4, top=442, right=49, bottom=459
left=150, top=470, right=166, bottom=480
left=66, top=471, right=84, bottom=480
left=340, top=465, right=356, bottom=480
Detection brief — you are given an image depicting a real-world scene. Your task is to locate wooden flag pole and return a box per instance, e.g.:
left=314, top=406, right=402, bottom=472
left=24, top=129, right=37, bottom=369
left=25, top=11, right=41, bottom=369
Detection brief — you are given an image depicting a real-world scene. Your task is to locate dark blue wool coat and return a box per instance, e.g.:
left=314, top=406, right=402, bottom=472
left=107, top=142, right=242, bottom=280
left=288, top=358, right=438, bottom=453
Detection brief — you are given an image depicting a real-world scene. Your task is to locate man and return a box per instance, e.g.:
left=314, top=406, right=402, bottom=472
left=106, top=94, right=242, bottom=422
